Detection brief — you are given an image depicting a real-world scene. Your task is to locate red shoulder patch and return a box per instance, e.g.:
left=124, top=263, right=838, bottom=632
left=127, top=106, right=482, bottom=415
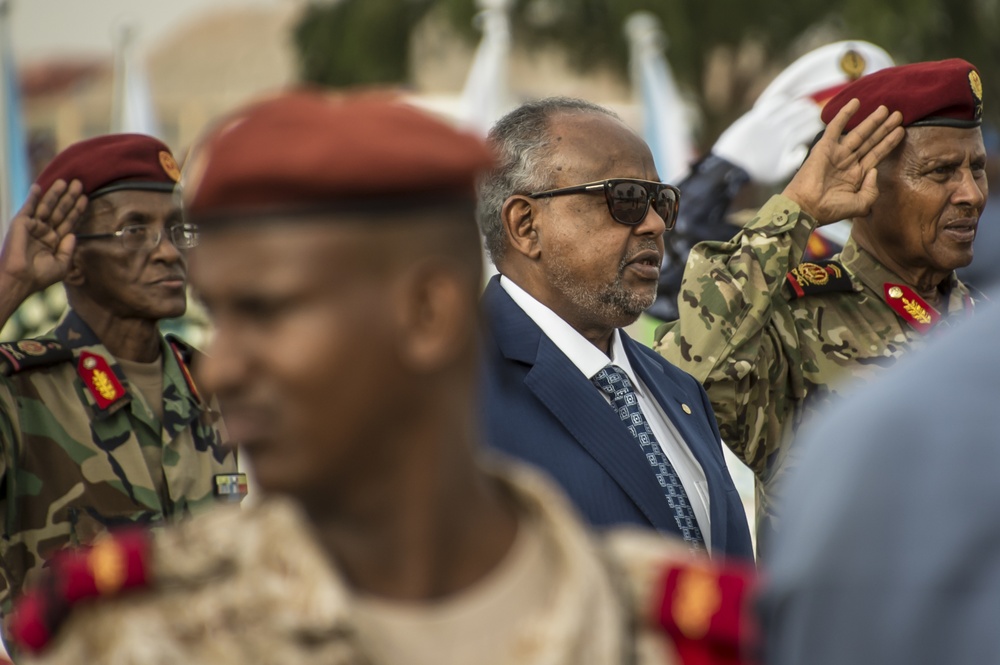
left=656, top=561, right=759, bottom=665
left=10, top=529, right=153, bottom=655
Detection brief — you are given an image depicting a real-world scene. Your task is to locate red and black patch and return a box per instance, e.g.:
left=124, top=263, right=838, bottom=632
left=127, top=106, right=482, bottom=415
left=10, top=529, right=153, bottom=655
left=785, top=260, right=853, bottom=299
left=0, top=340, right=71, bottom=375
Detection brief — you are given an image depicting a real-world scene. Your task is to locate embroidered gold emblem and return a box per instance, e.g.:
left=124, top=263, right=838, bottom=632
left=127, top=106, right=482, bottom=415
left=16, top=341, right=46, bottom=356
left=840, top=49, right=866, bottom=80
left=970, top=70, right=983, bottom=101
left=92, top=369, right=119, bottom=401
left=795, top=262, right=830, bottom=286
left=888, top=286, right=903, bottom=299
left=673, top=567, right=722, bottom=639
left=90, top=539, right=127, bottom=595
left=158, top=151, right=181, bottom=182
left=902, top=298, right=932, bottom=324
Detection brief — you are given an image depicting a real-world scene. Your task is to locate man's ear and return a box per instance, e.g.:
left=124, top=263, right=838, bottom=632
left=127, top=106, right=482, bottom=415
left=501, top=195, right=541, bottom=260
left=393, top=261, right=475, bottom=373
left=63, top=249, right=86, bottom=287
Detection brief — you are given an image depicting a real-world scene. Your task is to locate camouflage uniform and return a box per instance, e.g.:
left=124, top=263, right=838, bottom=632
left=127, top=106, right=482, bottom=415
left=0, top=309, right=239, bottom=631
left=16, top=463, right=756, bottom=665
left=654, top=195, right=976, bottom=549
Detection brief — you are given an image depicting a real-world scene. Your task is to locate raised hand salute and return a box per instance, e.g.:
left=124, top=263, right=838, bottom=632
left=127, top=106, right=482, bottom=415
left=0, top=180, right=87, bottom=326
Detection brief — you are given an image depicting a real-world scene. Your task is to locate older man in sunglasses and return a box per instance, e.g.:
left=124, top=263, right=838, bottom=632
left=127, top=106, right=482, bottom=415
left=475, top=97, right=755, bottom=560
left=0, top=134, right=240, bottom=638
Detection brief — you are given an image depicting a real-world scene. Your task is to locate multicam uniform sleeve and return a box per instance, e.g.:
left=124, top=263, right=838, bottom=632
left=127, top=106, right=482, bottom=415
left=654, top=195, right=815, bottom=477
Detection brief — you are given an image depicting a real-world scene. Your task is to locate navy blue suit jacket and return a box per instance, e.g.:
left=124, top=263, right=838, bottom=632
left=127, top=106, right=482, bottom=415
left=480, top=277, right=753, bottom=561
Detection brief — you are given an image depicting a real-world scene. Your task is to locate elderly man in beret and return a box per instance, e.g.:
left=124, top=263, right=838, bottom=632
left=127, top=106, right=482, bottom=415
left=0, top=135, right=241, bottom=630
left=9, top=92, right=758, bottom=665
left=655, top=58, right=986, bottom=553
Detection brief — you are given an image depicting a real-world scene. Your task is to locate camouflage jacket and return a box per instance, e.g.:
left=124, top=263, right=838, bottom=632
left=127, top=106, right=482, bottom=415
left=654, top=195, right=976, bottom=550
left=0, top=309, right=239, bottom=627
left=15, top=462, right=758, bottom=665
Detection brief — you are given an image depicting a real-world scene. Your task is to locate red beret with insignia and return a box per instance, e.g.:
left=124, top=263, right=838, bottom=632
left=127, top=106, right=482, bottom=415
left=35, top=133, right=181, bottom=200
left=183, top=91, right=495, bottom=222
left=821, top=58, right=984, bottom=131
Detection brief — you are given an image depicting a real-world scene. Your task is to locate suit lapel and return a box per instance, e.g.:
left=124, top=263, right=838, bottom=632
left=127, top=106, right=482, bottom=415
left=483, top=278, right=680, bottom=532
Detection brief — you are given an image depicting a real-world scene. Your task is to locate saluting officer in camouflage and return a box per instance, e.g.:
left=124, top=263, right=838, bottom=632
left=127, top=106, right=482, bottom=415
left=656, top=59, right=987, bottom=553
left=0, top=135, right=242, bottom=634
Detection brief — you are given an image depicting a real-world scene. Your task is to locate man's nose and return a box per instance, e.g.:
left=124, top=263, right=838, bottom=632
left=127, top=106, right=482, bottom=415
left=634, top=197, right=668, bottom=236
left=954, top=167, right=987, bottom=209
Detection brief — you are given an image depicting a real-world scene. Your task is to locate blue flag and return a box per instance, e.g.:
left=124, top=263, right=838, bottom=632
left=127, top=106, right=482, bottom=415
left=1, top=1, right=30, bottom=222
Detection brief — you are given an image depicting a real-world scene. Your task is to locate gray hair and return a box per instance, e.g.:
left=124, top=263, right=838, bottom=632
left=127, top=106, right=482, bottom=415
left=476, top=97, right=620, bottom=267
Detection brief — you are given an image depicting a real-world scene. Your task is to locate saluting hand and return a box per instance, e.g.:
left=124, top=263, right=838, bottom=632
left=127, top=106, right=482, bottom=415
left=782, top=99, right=904, bottom=226
left=0, top=179, right=88, bottom=300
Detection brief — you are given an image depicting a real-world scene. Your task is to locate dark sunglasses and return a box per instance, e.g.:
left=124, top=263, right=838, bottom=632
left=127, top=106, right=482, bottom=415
left=527, top=178, right=680, bottom=229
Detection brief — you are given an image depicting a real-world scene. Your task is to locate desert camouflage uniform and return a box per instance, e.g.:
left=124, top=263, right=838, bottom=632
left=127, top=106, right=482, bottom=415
left=0, top=309, right=238, bottom=632
left=654, top=195, right=976, bottom=550
left=18, top=463, right=756, bottom=665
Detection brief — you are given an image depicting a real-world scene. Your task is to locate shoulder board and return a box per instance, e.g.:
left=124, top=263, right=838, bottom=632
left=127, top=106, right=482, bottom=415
left=10, top=529, right=153, bottom=656
left=164, top=333, right=194, bottom=365
left=656, top=560, right=760, bottom=665
left=0, top=340, right=72, bottom=376
left=785, top=260, right=853, bottom=299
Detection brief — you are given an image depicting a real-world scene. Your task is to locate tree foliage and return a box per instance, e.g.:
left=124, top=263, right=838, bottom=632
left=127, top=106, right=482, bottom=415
left=294, top=0, right=1000, bottom=143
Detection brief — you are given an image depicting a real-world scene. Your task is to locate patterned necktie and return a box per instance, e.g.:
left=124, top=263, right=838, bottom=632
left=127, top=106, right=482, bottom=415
left=591, top=365, right=705, bottom=548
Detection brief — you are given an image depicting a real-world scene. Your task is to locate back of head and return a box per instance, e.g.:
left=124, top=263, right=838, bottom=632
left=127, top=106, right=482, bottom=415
left=476, top=97, right=620, bottom=268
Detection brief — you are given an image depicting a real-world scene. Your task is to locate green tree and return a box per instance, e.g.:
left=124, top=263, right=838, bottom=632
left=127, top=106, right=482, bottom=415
left=293, top=0, right=999, bottom=146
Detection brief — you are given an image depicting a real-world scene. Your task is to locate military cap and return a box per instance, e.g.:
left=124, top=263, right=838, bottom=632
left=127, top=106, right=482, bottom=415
left=184, top=91, right=495, bottom=222
left=821, top=58, right=983, bottom=131
left=35, top=133, right=181, bottom=199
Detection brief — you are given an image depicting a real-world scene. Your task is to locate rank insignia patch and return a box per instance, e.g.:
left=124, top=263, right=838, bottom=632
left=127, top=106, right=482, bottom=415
left=78, top=352, right=126, bottom=409
left=884, top=283, right=940, bottom=333
left=786, top=260, right=853, bottom=298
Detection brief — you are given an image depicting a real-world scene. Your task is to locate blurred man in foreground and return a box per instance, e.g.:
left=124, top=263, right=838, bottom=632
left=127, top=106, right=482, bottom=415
left=0, top=135, right=240, bottom=635
left=761, top=300, right=1000, bottom=665
left=656, top=59, right=985, bottom=551
left=11, top=93, right=757, bottom=665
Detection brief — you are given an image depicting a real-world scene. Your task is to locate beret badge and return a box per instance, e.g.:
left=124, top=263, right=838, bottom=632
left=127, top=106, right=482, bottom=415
left=839, top=49, right=866, bottom=81
left=969, top=69, right=984, bottom=120
left=159, top=151, right=182, bottom=183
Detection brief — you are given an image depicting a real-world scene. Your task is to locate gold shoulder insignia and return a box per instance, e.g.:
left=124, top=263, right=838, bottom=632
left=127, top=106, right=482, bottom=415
left=786, top=260, right=853, bottom=299
left=884, top=283, right=941, bottom=333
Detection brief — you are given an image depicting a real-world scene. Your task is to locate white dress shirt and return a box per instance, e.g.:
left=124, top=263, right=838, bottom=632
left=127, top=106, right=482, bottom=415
left=499, top=276, right=712, bottom=548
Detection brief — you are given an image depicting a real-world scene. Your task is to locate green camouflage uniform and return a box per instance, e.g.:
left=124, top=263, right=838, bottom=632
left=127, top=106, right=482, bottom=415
left=654, top=195, right=976, bottom=551
left=0, top=309, right=239, bottom=631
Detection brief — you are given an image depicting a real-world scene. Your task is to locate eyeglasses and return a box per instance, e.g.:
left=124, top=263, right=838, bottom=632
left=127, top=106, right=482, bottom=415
left=527, top=178, right=680, bottom=229
left=75, top=223, right=200, bottom=252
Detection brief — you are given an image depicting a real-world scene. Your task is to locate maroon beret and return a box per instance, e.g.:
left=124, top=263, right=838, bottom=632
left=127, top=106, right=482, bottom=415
left=35, top=134, right=181, bottom=199
left=821, top=58, right=983, bottom=131
left=184, top=91, right=495, bottom=221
